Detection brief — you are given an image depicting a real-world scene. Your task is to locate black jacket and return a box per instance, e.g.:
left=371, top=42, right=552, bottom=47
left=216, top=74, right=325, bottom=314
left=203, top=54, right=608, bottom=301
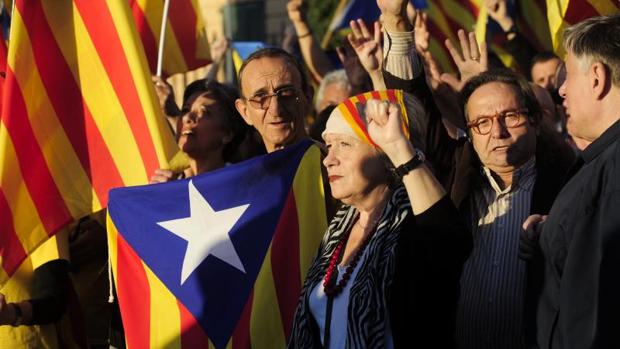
left=383, top=68, right=575, bottom=345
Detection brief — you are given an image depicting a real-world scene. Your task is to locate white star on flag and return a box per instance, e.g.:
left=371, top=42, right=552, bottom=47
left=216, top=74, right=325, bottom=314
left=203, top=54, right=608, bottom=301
left=157, top=180, right=250, bottom=284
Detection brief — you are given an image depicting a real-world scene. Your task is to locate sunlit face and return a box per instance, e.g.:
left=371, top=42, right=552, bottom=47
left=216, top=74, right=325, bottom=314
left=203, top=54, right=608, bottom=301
left=235, top=56, right=308, bottom=152
left=559, top=52, right=596, bottom=141
left=466, top=82, right=537, bottom=174
left=177, top=92, right=231, bottom=158
left=322, top=133, right=387, bottom=205
left=531, top=57, right=562, bottom=90
left=317, top=82, right=350, bottom=113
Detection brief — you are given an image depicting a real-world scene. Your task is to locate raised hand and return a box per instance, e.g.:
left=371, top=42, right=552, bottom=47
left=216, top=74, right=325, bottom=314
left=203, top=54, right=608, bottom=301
left=442, top=29, right=488, bottom=91
left=286, top=0, right=306, bottom=24
left=209, top=36, right=230, bottom=65
left=366, top=99, right=411, bottom=161
left=152, top=76, right=180, bottom=118
left=414, top=10, right=430, bottom=53
left=485, top=0, right=514, bottom=31
left=347, top=19, right=385, bottom=89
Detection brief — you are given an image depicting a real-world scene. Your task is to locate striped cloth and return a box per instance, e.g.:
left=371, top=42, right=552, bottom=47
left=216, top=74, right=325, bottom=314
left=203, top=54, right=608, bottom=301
left=546, top=0, right=619, bottom=57
left=0, top=0, right=180, bottom=284
left=324, top=89, right=410, bottom=147
left=424, top=0, right=480, bottom=73
left=130, top=0, right=211, bottom=75
left=456, top=157, right=536, bottom=349
left=107, top=140, right=327, bottom=349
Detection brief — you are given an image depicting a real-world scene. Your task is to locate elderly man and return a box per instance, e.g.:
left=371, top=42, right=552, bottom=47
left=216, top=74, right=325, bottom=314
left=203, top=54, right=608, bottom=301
left=235, top=47, right=312, bottom=154
left=523, top=14, right=620, bottom=349
left=377, top=2, right=575, bottom=347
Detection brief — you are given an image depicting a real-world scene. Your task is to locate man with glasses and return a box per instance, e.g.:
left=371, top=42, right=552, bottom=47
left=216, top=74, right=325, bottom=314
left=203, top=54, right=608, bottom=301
left=452, top=71, right=576, bottom=349
left=385, top=68, right=574, bottom=347
left=235, top=47, right=312, bottom=153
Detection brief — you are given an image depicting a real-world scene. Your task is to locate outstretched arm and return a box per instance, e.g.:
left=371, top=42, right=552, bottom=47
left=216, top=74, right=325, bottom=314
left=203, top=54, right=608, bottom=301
left=287, top=0, right=333, bottom=82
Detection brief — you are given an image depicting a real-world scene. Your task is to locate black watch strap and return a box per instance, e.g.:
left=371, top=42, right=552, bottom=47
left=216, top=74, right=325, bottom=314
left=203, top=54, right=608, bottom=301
left=393, top=150, right=425, bottom=179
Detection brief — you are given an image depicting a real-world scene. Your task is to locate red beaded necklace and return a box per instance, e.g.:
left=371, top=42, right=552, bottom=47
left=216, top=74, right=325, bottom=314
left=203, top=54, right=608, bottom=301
left=323, top=218, right=376, bottom=297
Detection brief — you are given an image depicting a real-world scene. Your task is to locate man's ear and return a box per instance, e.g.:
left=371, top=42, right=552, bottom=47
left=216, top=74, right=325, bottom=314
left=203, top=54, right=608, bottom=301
left=590, top=62, right=611, bottom=100
left=235, top=98, right=253, bottom=126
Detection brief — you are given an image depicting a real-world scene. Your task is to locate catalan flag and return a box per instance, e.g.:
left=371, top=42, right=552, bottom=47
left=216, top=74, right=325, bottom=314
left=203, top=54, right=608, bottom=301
left=0, top=0, right=180, bottom=284
left=107, top=140, right=327, bottom=349
left=130, top=0, right=211, bottom=76
left=419, top=0, right=480, bottom=73
left=546, top=0, right=619, bottom=57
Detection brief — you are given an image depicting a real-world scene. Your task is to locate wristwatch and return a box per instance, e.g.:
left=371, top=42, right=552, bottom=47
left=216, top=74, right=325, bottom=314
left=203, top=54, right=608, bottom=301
left=11, top=303, right=23, bottom=327
left=392, top=149, right=425, bottom=180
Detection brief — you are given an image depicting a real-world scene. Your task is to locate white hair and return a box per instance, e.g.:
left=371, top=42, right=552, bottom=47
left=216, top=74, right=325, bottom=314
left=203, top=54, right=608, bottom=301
left=315, top=69, right=351, bottom=111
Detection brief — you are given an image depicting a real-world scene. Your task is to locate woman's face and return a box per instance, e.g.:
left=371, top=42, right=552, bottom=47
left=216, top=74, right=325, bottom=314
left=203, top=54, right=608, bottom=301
left=176, top=92, right=232, bottom=158
left=322, top=133, right=387, bottom=205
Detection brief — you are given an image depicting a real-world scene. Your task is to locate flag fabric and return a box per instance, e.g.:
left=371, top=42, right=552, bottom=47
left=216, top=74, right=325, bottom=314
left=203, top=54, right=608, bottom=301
left=231, top=41, right=268, bottom=74
left=107, top=140, right=327, bottom=349
left=321, top=0, right=381, bottom=48
left=0, top=0, right=180, bottom=284
left=546, top=0, right=619, bottom=57
left=130, top=0, right=211, bottom=76
left=416, top=0, right=480, bottom=73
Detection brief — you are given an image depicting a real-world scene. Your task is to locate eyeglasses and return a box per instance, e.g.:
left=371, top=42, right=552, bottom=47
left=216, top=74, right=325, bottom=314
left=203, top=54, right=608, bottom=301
left=467, top=109, right=529, bottom=135
left=245, top=87, right=300, bottom=110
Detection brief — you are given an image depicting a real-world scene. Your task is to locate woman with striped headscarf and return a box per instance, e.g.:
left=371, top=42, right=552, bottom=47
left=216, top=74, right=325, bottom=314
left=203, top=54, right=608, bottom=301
left=289, top=91, right=471, bottom=348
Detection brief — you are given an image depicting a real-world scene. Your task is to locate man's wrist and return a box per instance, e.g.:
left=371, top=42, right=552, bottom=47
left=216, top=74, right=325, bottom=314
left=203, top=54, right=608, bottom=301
left=382, top=14, right=413, bottom=32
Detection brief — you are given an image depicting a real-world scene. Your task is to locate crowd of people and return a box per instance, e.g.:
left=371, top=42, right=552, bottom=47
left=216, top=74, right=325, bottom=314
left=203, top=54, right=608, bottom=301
left=0, top=0, right=619, bottom=348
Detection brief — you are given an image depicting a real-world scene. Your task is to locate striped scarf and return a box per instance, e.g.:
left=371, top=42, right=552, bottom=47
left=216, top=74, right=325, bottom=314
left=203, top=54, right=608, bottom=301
left=289, top=186, right=411, bottom=348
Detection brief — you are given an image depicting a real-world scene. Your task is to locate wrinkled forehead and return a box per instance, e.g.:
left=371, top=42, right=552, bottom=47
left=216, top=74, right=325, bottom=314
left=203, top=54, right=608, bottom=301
left=240, top=57, right=302, bottom=94
left=322, top=132, right=358, bottom=143
left=466, top=82, right=522, bottom=119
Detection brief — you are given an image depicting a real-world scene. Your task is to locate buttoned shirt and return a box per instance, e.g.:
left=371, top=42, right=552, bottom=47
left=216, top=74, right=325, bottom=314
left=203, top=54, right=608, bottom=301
left=456, top=157, right=536, bottom=349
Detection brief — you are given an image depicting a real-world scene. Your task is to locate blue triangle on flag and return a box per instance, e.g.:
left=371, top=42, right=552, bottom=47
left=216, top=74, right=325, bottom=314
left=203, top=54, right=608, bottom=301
left=108, top=140, right=313, bottom=348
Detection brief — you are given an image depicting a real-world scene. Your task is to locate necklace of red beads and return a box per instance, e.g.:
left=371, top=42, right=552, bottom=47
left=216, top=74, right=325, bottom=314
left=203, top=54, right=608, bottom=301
left=323, top=218, right=376, bottom=297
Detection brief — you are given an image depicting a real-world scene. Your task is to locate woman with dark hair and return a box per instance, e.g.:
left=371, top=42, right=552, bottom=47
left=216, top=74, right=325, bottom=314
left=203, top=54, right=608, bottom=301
left=151, top=79, right=249, bottom=182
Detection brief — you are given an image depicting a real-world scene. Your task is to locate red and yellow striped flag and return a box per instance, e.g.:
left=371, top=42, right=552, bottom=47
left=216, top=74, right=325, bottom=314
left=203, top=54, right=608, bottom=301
left=546, top=0, right=619, bottom=57
left=107, top=140, right=327, bottom=348
left=130, top=0, right=211, bottom=76
left=0, top=0, right=180, bottom=284
left=425, top=0, right=480, bottom=73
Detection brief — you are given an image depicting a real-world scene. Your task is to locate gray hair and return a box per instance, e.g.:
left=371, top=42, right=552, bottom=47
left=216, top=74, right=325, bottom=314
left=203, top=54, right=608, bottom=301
left=315, top=69, right=351, bottom=111
left=563, top=13, right=620, bottom=86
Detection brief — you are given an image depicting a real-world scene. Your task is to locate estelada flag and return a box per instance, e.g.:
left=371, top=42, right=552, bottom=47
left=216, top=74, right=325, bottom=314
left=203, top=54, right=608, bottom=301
left=130, top=0, right=211, bottom=75
left=0, top=0, right=180, bottom=284
left=107, top=140, right=328, bottom=349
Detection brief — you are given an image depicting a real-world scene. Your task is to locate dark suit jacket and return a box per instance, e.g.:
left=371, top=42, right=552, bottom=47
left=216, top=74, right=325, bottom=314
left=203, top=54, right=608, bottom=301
left=383, top=68, right=575, bottom=345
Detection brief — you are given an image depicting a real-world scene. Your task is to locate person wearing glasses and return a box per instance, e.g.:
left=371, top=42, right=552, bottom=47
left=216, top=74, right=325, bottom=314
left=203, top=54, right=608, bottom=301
left=375, top=1, right=575, bottom=344
left=235, top=47, right=312, bottom=154
left=386, top=68, right=574, bottom=348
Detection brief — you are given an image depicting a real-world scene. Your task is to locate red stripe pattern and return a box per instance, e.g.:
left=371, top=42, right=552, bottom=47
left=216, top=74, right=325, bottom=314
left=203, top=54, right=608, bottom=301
left=2, top=67, right=73, bottom=233
left=0, top=191, right=27, bottom=275
left=17, top=0, right=124, bottom=206
left=116, top=234, right=151, bottom=349
left=270, top=190, right=301, bottom=341
left=74, top=0, right=160, bottom=176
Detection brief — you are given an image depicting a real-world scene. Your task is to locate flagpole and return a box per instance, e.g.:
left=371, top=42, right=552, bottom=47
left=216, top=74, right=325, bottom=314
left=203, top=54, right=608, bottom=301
left=156, top=0, right=171, bottom=77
